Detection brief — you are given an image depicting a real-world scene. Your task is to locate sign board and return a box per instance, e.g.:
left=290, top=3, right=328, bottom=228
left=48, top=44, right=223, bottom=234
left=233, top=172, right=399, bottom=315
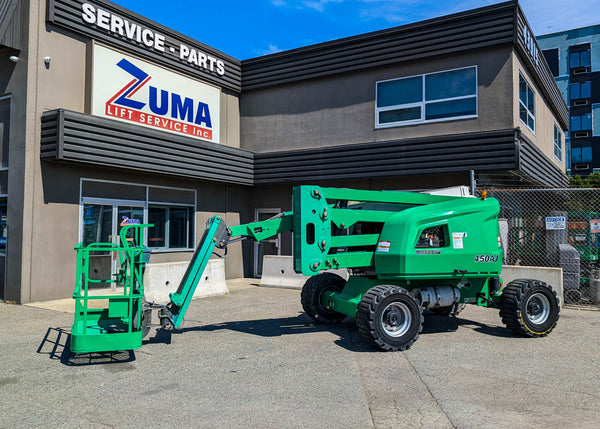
left=522, top=26, right=540, bottom=67
left=590, top=219, right=600, bottom=233
left=92, top=44, right=220, bottom=143
left=545, top=216, right=566, bottom=230
left=47, top=0, right=241, bottom=92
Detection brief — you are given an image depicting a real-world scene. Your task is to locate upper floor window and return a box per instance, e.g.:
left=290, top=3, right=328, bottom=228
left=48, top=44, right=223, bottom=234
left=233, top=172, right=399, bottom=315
left=572, top=146, right=592, bottom=163
left=570, top=81, right=591, bottom=100
left=376, top=66, right=477, bottom=128
left=554, top=124, right=562, bottom=161
left=570, top=49, right=591, bottom=69
left=519, top=74, right=535, bottom=132
left=571, top=114, right=592, bottom=132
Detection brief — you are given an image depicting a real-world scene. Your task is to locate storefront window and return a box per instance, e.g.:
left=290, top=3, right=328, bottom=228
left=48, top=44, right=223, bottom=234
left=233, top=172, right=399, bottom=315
left=376, top=66, right=477, bottom=127
left=148, top=206, right=194, bottom=249
left=80, top=180, right=196, bottom=253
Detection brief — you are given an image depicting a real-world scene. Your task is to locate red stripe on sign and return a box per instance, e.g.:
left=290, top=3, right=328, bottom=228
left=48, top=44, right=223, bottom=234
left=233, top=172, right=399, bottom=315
left=129, top=75, right=151, bottom=97
left=105, top=103, right=213, bottom=140
left=106, top=78, right=138, bottom=106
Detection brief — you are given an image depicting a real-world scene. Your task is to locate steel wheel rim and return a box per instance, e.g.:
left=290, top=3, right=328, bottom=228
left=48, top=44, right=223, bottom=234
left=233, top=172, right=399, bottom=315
left=381, top=302, right=411, bottom=337
left=525, top=293, right=550, bottom=325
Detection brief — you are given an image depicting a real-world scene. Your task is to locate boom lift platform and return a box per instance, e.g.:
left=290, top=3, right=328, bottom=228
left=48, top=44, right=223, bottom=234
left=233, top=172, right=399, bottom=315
left=71, top=186, right=560, bottom=353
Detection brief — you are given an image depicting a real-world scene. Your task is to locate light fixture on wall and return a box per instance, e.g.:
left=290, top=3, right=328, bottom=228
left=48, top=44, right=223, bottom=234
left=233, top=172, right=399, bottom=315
left=43, top=56, right=52, bottom=64
left=9, top=55, right=18, bottom=62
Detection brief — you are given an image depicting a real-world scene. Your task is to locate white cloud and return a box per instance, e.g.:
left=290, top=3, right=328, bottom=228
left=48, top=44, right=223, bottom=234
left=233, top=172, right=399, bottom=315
left=261, top=44, right=284, bottom=55
left=520, top=0, right=600, bottom=35
left=302, top=0, right=344, bottom=12
left=269, top=0, right=600, bottom=33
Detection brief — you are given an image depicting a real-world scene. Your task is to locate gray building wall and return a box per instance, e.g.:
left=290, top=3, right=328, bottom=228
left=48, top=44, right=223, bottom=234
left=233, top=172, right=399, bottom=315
left=0, top=0, right=571, bottom=303
left=32, top=162, right=251, bottom=302
left=241, top=48, right=514, bottom=153
left=2, top=0, right=249, bottom=303
left=0, top=1, right=31, bottom=303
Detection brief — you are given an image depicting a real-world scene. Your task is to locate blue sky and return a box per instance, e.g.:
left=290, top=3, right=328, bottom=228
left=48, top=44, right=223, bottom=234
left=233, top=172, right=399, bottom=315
left=111, top=0, right=600, bottom=60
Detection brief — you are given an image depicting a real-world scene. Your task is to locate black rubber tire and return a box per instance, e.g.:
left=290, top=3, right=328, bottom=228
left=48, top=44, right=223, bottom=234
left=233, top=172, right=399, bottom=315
left=141, top=307, right=152, bottom=338
left=499, top=279, right=560, bottom=337
left=301, top=273, right=347, bottom=324
left=431, top=303, right=466, bottom=317
left=356, top=285, right=424, bottom=351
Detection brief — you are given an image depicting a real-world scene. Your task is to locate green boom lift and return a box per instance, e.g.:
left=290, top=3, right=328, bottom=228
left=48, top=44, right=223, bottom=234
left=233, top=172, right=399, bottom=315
left=71, top=186, right=560, bottom=353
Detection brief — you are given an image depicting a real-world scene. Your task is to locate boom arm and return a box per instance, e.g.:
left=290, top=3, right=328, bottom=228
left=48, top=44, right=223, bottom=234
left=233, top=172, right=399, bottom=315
left=159, top=185, right=464, bottom=328
left=160, top=213, right=293, bottom=328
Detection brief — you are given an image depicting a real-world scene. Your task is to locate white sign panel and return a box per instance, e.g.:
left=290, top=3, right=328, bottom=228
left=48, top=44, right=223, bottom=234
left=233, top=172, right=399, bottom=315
left=545, top=216, right=566, bottom=230
left=92, top=44, right=220, bottom=143
left=452, top=232, right=467, bottom=249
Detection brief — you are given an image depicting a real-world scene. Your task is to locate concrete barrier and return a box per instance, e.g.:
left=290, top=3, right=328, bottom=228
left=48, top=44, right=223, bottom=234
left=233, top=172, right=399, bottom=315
left=143, top=258, right=228, bottom=303
left=260, top=255, right=348, bottom=289
left=501, top=265, right=563, bottom=308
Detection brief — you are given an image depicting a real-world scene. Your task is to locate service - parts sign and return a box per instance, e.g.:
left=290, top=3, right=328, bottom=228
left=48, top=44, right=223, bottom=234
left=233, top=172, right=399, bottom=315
left=92, top=44, right=220, bottom=143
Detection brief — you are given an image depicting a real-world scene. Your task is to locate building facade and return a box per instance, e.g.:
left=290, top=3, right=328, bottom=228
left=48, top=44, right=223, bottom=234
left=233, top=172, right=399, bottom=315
left=538, top=25, right=600, bottom=174
left=0, top=0, right=568, bottom=303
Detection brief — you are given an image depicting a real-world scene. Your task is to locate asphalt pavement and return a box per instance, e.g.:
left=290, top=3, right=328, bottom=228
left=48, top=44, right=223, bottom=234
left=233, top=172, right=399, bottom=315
left=1, top=279, right=599, bottom=428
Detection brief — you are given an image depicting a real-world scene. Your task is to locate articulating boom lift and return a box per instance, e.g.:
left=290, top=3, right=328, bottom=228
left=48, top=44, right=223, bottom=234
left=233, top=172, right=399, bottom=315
left=71, top=185, right=560, bottom=353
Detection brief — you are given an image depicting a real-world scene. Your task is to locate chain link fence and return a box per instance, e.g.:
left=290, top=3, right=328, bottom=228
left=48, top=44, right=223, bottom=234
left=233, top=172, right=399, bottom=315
left=482, top=188, right=600, bottom=308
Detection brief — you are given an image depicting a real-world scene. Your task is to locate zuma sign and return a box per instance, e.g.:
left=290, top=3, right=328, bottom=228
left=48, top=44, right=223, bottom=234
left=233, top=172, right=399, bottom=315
left=92, top=44, right=220, bottom=143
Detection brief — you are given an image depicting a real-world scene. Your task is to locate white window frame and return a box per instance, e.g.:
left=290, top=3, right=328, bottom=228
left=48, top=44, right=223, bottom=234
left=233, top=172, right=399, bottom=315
left=79, top=178, right=197, bottom=253
left=375, top=65, right=478, bottom=129
left=553, top=124, right=562, bottom=161
left=519, top=73, right=536, bottom=134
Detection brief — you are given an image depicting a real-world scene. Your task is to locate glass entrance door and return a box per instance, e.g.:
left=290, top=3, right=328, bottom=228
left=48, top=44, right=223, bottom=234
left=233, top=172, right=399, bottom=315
left=81, top=201, right=145, bottom=286
left=254, top=208, right=282, bottom=277
left=82, top=203, right=114, bottom=282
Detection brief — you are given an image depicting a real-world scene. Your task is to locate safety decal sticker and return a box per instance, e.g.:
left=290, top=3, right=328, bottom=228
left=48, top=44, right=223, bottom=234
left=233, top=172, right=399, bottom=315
left=452, top=232, right=467, bottom=249
left=377, top=241, right=391, bottom=252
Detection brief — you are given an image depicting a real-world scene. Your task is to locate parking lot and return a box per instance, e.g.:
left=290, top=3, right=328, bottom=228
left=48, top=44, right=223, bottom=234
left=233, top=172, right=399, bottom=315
left=1, top=280, right=600, bottom=428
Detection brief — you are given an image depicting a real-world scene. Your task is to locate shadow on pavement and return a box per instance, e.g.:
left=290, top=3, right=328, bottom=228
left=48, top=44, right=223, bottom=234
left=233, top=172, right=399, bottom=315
left=422, top=312, right=513, bottom=338
left=143, top=313, right=375, bottom=352
left=142, top=312, right=514, bottom=352
left=37, top=327, right=136, bottom=366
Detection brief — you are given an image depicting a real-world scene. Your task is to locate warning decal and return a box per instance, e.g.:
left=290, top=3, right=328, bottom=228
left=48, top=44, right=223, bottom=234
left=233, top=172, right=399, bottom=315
left=452, top=232, right=467, bottom=249
left=377, top=241, right=391, bottom=252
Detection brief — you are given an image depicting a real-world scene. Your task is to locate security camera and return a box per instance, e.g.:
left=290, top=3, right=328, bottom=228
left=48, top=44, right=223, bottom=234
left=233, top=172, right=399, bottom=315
left=9, top=56, right=18, bottom=62
left=43, top=56, right=52, bottom=64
